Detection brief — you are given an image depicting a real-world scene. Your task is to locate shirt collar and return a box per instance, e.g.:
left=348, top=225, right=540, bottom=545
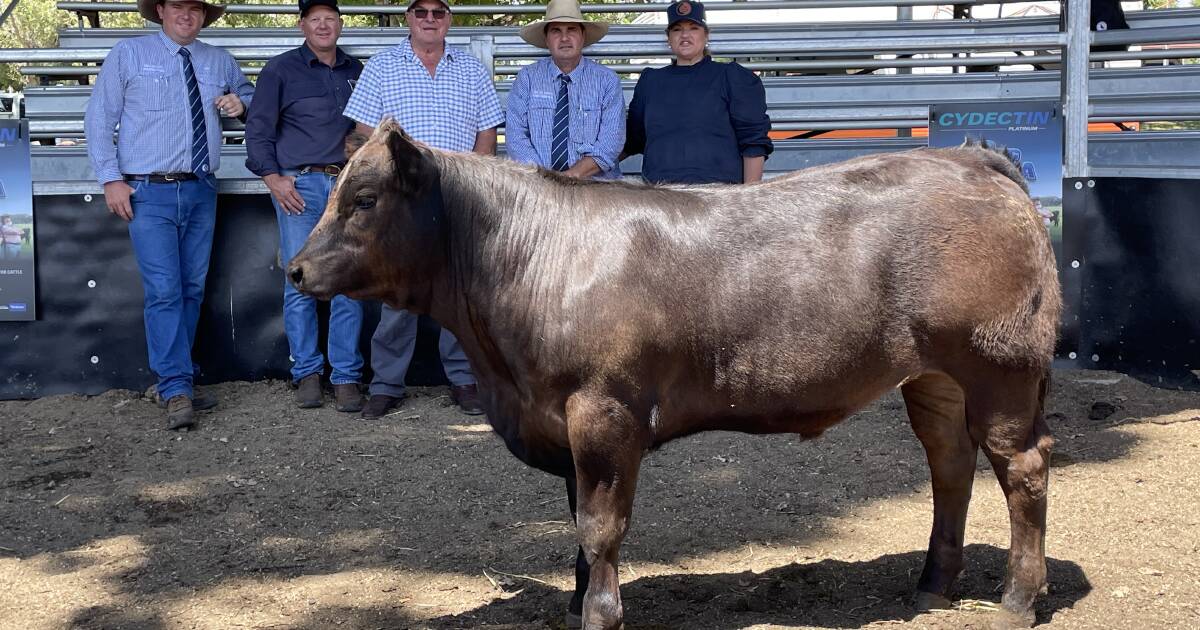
left=544, top=56, right=588, bottom=80
left=299, top=43, right=351, bottom=68
left=398, top=37, right=457, bottom=63
left=157, top=30, right=198, bottom=57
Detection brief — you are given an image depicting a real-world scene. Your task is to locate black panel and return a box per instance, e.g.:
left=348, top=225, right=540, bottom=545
left=1074, top=178, right=1200, bottom=386
left=11, top=179, right=1200, bottom=399
left=2, top=194, right=447, bottom=400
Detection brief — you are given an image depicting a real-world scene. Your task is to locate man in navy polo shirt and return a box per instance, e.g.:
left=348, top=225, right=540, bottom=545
left=245, top=0, right=366, bottom=412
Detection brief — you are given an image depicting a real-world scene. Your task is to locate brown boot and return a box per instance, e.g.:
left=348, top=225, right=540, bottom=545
left=165, top=395, right=194, bottom=430
left=449, top=384, right=485, bottom=416
left=295, top=374, right=323, bottom=409
left=333, top=383, right=365, bottom=413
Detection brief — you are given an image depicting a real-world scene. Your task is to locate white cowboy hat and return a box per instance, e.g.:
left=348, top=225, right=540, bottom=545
left=520, top=0, right=609, bottom=49
left=138, top=0, right=226, bottom=28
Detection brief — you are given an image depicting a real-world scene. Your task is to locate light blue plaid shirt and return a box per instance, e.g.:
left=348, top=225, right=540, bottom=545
left=344, top=38, right=503, bottom=152
left=85, top=31, right=254, bottom=185
left=504, top=57, right=624, bottom=179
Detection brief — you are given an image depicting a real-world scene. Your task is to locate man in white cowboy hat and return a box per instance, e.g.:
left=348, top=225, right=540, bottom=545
left=505, top=0, right=624, bottom=179
left=84, top=0, right=253, bottom=430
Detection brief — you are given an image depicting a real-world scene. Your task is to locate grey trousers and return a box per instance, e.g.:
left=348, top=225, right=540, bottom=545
left=369, top=304, right=475, bottom=397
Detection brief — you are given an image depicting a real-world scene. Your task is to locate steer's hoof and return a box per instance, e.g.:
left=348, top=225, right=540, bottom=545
left=989, top=607, right=1036, bottom=630
left=564, top=611, right=582, bottom=629
left=914, top=591, right=953, bottom=612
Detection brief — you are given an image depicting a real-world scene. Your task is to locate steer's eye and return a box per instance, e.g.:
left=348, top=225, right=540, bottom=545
left=354, top=195, right=376, bottom=211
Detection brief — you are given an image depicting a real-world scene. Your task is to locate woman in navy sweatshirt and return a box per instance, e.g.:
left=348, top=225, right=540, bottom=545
left=624, top=1, right=773, bottom=185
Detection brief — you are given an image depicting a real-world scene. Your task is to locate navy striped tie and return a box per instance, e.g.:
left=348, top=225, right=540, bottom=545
left=550, top=74, right=571, bottom=171
left=179, top=47, right=210, bottom=176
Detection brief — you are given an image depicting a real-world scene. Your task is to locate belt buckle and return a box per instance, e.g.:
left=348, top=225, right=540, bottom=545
left=324, top=164, right=342, bottom=177
left=162, top=173, right=179, bottom=182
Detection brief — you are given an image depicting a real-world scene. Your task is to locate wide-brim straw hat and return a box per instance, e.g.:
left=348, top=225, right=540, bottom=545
left=520, top=0, right=609, bottom=49
left=138, top=0, right=226, bottom=28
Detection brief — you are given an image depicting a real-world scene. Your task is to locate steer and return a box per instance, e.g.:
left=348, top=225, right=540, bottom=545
left=289, top=121, right=1061, bottom=630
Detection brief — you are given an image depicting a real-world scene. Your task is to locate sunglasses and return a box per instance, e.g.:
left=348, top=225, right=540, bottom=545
left=409, top=7, right=449, bottom=19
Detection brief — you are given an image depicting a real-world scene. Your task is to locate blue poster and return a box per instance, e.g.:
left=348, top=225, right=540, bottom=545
left=0, top=119, right=36, bottom=321
left=928, top=101, right=1063, bottom=244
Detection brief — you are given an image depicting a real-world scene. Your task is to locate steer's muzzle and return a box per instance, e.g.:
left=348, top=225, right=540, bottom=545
left=286, top=258, right=330, bottom=300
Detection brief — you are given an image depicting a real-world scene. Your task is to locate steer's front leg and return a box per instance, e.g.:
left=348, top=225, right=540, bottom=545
left=566, top=392, right=648, bottom=630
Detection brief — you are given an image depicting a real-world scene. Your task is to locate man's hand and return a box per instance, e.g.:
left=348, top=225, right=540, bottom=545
left=103, top=180, right=135, bottom=222
left=264, top=173, right=305, bottom=214
left=215, top=93, right=245, bottom=118
left=563, top=156, right=601, bottom=180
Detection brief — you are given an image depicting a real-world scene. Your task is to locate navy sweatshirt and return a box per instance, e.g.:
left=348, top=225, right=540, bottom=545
left=624, top=56, right=773, bottom=184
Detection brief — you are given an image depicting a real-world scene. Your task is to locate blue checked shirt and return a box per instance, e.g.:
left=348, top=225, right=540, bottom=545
left=344, top=38, right=503, bottom=152
left=85, top=31, right=254, bottom=185
left=504, top=57, right=624, bottom=179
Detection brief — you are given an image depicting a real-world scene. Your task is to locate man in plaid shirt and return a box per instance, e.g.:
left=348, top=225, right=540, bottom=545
left=343, top=0, right=503, bottom=418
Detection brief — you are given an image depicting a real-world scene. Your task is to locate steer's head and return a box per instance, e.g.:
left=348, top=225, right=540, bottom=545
left=287, top=120, right=443, bottom=307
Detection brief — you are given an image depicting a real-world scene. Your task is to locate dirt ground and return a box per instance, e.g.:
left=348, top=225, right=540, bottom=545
left=2, top=369, right=1198, bottom=630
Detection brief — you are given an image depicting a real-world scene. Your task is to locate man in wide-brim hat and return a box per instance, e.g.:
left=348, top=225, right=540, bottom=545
left=138, top=0, right=225, bottom=28
left=85, top=0, right=252, bottom=430
left=506, top=0, right=625, bottom=180
left=518, top=0, right=609, bottom=48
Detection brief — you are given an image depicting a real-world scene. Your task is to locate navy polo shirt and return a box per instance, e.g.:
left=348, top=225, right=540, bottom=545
left=625, top=56, right=773, bottom=185
left=245, top=44, right=363, bottom=176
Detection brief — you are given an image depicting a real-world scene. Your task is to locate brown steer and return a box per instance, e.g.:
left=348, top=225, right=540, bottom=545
left=289, top=121, right=1061, bottom=630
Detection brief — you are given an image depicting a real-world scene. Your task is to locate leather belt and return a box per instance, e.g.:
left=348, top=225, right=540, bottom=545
left=124, top=173, right=198, bottom=183
left=298, top=164, right=344, bottom=176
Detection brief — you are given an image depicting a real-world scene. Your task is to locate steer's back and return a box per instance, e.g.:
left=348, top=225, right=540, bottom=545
left=557, top=146, right=1059, bottom=438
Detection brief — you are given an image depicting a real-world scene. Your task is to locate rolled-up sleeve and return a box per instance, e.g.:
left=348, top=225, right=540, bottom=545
left=226, top=53, right=255, bottom=108
left=84, top=43, right=128, bottom=185
left=726, top=64, right=773, bottom=159
left=344, top=57, right=384, bottom=128
left=581, top=68, right=625, bottom=175
left=244, top=62, right=282, bottom=177
left=503, top=69, right=538, bottom=166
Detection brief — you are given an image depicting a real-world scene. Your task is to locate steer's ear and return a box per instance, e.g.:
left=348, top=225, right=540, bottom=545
left=384, top=124, right=434, bottom=197
left=344, top=132, right=368, bottom=160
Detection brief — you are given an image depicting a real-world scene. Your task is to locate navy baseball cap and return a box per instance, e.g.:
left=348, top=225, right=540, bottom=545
left=667, top=1, right=707, bottom=29
left=300, top=0, right=338, bottom=16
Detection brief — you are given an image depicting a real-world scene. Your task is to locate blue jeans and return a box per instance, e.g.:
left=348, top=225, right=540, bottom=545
left=127, top=175, right=218, bottom=401
left=273, top=171, right=363, bottom=384
left=1, top=242, right=20, bottom=259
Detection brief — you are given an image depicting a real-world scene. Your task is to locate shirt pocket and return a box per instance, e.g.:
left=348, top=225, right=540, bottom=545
left=571, top=89, right=603, bottom=146
left=283, top=80, right=329, bottom=112
left=196, top=68, right=228, bottom=107
left=528, top=92, right=557, bottom=143
left=128, top=68, right=173, bottom=112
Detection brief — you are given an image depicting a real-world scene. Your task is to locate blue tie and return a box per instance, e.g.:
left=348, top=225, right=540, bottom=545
left=550, top=74, right=571, bottom=171
left=179, top=47, right=210, bottom=176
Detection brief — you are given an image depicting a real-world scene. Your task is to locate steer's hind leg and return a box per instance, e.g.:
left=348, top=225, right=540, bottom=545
left=902, top=372, right=977, bottom=611
left=961, top=367, right=1053, bottom=630
left=566, top=392, right=649, bottom=630
left=565, top=476, right=589, bottom=629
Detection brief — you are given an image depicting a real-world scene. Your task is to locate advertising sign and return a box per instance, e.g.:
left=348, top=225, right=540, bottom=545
left=928, top=102, right=1064, bottom=244
left=0, top=119, right=36, bottom=321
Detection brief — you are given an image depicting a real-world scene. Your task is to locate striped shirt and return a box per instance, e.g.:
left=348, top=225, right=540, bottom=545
left=85, top=31, right=254, bottom=185
left=504, top=57, right=624, bottom=179
left=343, top=38, right=503, bottom=152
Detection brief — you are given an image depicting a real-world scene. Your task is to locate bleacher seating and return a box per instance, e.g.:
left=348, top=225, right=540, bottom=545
left=6, top=2, right=1200, bottom=191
